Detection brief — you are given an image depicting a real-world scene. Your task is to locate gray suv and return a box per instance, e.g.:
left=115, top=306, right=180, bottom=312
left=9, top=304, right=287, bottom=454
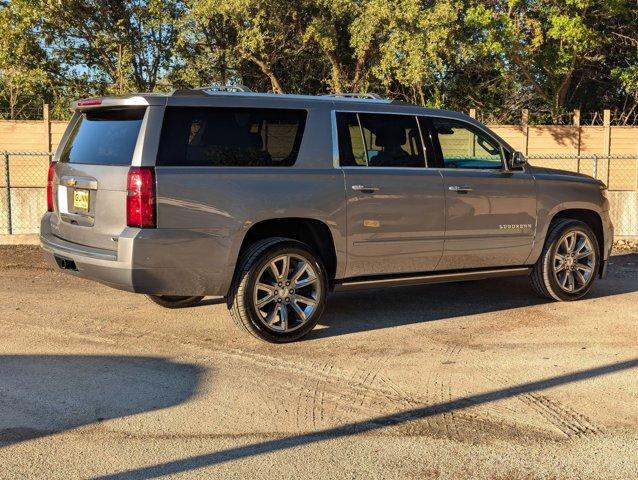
left=40, top=88, right=613, bottom=342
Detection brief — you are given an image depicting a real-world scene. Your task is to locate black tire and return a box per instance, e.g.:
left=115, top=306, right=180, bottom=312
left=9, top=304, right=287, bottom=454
left=530, top=219, right=600, bottom=301
left=146, top=295, right=204, bottom=309
left=227, top=237, right=328, bottom=343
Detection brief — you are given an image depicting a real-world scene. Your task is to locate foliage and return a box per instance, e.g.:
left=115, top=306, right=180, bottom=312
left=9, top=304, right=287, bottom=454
left=0, top=0, right=636, bottom=122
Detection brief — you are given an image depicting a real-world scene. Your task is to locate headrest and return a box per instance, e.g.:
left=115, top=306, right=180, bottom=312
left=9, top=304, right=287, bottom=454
left=374, top=125, right=407, bottom=148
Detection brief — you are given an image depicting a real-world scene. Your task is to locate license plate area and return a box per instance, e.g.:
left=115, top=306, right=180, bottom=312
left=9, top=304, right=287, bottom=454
left=65, top=186, right=95, bottom=219
left=73, top=189, right=90, bottom=211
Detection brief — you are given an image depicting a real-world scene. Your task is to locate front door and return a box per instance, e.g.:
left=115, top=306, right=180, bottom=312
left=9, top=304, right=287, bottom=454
left=336, top=112, right=445, bottom=277
left=428, top=117, right=536, bottom=270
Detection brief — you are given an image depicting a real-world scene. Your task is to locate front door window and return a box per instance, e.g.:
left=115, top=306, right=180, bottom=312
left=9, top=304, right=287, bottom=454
left=432, top=118, right=503, bottom=169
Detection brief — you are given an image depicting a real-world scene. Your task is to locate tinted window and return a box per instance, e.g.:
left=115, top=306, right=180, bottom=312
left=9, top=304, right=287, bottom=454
left=60, top=108, right=145, bottom=165
left=157, top=107, right=307, bottom=167
left=336, top=112, right=426, bottom=168
left=335, top=112, right=366, bottom=166
left=432, top=118, right=502, bottom=169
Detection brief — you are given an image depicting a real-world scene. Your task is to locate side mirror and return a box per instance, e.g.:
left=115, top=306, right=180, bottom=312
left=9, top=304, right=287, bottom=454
left=509, top=151, right=527, bottom=169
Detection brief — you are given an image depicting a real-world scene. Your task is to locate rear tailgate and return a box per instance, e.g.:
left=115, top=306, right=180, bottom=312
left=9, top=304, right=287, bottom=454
left=49, top=107, right=147, bottom=251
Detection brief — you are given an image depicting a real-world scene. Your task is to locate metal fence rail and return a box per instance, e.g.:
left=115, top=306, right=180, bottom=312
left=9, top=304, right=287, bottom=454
left=1, top=151, right=637, bottom=237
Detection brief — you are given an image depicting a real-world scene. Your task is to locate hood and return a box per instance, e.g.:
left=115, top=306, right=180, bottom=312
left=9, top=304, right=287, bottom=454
left=528, top=165, right=603, bottom=186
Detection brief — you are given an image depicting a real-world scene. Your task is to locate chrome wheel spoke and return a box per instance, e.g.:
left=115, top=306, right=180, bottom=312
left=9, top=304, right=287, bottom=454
left=279, top=304, right=288, bottom=330
left=293, top=294, right=317, bottom=307
left=291, top=261, right=308, bottom=283
left=295, top=275, right=317, bottom=289
left=564, top=232, right=577, bottom=253
left=575, top=249, right=593, bottom=260
left=574, top=269, right=587, bottom=286
left=269, top=261, right=280, bottom=281
left=256, top=294, right=275, bottom=308
left=264, top=303, right=278, bottom=325
left=280, top=256, right=290, bottom=281
left=290, top=300, right=307, bottom=321
left=255, top=283, right=276, bottom=307
left=576, top=263, right=593, bottom=274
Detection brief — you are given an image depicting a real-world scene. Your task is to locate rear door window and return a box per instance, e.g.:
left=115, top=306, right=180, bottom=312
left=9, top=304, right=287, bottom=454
left=336, top=112, right=427, bottom=168
left=157, top=107, right=307, bottom=167
left=59, top=108, right=146, bottom=165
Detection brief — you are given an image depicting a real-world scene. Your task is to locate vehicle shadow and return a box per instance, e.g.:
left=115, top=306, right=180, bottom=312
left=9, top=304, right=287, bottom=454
left=97, top=357, right=638, bottom=479
left=0, top=355, right=202, bottom=447
left=311, top=253, right=638, bottom=339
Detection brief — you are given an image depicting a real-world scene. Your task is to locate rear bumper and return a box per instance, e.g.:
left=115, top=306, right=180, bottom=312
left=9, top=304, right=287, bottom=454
left=40, top=213, right=231, bottom=296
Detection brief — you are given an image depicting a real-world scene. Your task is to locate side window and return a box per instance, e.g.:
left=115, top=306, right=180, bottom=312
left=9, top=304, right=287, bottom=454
left=432, top=118, right=503, bottom=169
left=336, top=112, right=426, bottom=168
left=335, top=112, right=367, bottom=166
left=359, top=114, right=425, bottom=168
left=157, top=107, right=307, bottom=167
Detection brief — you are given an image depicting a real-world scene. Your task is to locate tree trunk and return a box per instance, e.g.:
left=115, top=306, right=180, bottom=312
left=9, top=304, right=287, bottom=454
left=248, top=54, right=284, bottom=94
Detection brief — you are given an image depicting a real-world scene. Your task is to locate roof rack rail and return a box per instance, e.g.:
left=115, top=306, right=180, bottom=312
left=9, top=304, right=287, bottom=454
left=322, top=92, right=384, bottom=100
left=171, top=84, right=252, bottom=96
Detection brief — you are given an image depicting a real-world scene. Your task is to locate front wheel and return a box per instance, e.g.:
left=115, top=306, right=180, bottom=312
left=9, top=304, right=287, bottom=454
left=228, top=238, right=327, bottom=343
left=530, top=219, right=599, bottom=301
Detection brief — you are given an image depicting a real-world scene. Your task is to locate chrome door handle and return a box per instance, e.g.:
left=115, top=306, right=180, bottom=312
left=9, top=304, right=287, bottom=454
left=352, top=185, right=380, bottom=193
left=448, top=185, right=473, bottom=193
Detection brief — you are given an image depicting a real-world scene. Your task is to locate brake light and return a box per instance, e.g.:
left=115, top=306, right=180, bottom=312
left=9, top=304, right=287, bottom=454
left=78, top=99, right=102, bottom=106
left=47, top=162, right=56, bottom=212
left=126, top=167, right=156, bottom=228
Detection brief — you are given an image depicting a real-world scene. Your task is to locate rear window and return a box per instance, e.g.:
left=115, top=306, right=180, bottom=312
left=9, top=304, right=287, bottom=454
left=60, top=108, right=145, bottom=165
left=157, top=107, right=307, bottom=167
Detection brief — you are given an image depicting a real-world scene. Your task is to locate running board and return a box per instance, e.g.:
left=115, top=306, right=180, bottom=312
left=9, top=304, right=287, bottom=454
left=334, top=267, right=531, bottom=291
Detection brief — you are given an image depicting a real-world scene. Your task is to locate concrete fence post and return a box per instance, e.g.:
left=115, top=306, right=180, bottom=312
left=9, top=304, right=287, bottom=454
left=573, top=109, right=581, bottom=172
left=4, top=152, right=11, bottom=234
left=43, top=103, right=51, bottom=152
left=603, top=109, right=611, bottom=185
left=521, top=109, right=529, bottom=155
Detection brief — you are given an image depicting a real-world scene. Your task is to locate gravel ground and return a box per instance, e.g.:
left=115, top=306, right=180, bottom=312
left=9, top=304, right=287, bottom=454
left=0, top=245, right=637, bottom=479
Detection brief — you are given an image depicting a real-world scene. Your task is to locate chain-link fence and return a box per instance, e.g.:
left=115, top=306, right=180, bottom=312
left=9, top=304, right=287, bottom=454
left=526, top=154, right=638, bottom=237
left=1, top=151, right=52, bottom=235
left=0, top=151, right=637, bottom=237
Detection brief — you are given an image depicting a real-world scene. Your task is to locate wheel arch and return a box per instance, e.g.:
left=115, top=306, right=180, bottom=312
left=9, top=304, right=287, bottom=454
left=234, top=217, right=338, bottom=285
left=547, top=208, right=605, bottom=275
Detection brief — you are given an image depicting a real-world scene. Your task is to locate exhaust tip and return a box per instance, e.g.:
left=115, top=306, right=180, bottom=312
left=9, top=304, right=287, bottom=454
left=54, top=256, right=78, bottom=271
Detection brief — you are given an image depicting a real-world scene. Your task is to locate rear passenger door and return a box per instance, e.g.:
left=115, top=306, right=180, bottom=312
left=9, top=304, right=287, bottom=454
left=426, top=117, right=536, bottom=270
left=336, top=112, right=445, bottom=277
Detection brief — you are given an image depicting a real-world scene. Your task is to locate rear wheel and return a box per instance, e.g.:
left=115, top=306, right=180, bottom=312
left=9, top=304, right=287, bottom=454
left=146, top=295, right=204, bottom=309
left=530, top=219, right=599, bottom=301
left=228, top=238, right=327, bottom=343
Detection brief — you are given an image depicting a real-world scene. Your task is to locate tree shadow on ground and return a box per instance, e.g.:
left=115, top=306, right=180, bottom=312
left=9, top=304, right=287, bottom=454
left=97, top=358, right=638, bottom=480
left=0, top=355, right=202, bottom=447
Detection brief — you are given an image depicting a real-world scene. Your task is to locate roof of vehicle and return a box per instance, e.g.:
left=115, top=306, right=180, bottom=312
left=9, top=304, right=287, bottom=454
left=71, top=89, right=470, bottom=121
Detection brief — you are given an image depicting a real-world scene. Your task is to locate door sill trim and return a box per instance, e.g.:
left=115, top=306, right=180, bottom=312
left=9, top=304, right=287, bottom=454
left=334, top=266, right=531, bottom=291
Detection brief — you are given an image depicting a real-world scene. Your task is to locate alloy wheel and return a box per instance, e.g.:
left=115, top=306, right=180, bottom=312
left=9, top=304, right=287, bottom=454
left=552, top=230, right=596, bottom=294
left=252, top=254, right=321, bottom=332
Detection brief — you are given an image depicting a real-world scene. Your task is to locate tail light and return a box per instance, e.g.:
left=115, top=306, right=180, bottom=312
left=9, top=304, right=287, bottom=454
left=126, top=167, right=156, bottom=228
left=47, top=162, right=56, bottom=212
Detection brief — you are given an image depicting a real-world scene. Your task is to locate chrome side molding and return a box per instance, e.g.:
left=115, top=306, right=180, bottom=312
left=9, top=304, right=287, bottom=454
left=334, top=266, right=531, bottom=291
